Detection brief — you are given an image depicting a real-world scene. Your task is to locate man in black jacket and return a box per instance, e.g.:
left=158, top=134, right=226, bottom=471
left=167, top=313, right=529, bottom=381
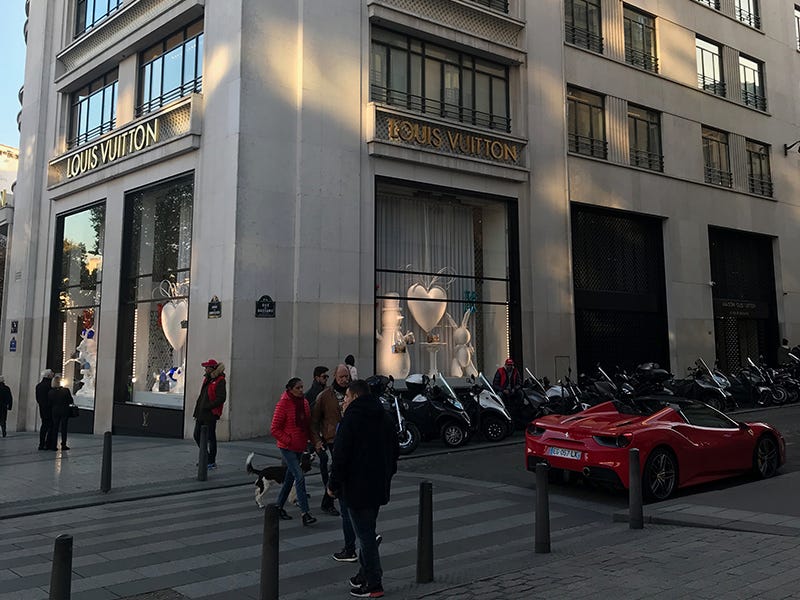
left=35, top=370, right=55, bottom=450
left=0, top=376, right=12, bottom=437
left=328, top=379, right=398, bottom=598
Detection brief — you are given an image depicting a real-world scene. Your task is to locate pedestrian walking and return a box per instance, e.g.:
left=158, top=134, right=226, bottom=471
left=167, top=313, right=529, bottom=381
left=305, top=365, right=329, bottom=412
left=48, top=374, right=73, bottom=451
left=192, top=359, right=226, bottom=469
left=778, top=338, right=791, bottom=366
left=35, top=369, right=55, bottom=450
left=345, top=355, right=358, bottom=381
left=328, top=379, right=399, bottom=598
left=271, top=377, right=316, bottom=525
left=0, top=376, right=12, bottom=437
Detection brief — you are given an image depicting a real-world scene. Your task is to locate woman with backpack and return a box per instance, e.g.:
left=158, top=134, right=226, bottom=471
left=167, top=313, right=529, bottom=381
left=192, top=359, right=226, bottom=469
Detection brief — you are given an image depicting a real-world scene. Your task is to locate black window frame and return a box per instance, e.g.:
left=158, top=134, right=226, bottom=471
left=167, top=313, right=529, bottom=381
left=735, top=0, right=761, bottom=29
left=702, top=126, right=732, bottom=188
left=696, top=37, right=726, bottom=97
left=693, top=0, right=721, bottom=10
left=623, top=5, right=658, bottom=73
left=136, top=20, right=204, bottom=117
left=627, top=104, right=663, bottom=172
left=746, top=140, right=773, bottom=197
left=369, top=27, right=510, bottom=132
left=565, top=0, right=603, bottom=54
left=739, top=54, right=767, bottom=111
left=567, top=86, right=607, bottom=159
left=68, top=68, right=119, bottom=148
left=75, top=0, right=123, bottom=37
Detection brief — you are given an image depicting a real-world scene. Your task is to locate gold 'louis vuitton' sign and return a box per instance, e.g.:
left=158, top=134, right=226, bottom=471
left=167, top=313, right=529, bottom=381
left=63, top=120, right=160, bottom=179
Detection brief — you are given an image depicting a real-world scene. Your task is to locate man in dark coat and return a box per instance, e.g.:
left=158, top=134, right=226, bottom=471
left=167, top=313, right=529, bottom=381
left=192, top=359, right=226, bottom=469
left=305, top=365, right=329, bottom=412
left=0, top=376, right=12, bottom=437
left=328, top=379, right=398, bottom=598
left=35, top=369, right=55, bottom=450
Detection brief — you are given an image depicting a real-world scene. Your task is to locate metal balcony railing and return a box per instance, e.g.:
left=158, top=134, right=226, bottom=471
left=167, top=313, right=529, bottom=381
left=748, top=175, right=773, bottom=197
left=698, top=74, right=726, bottom=97
left=704, top=166, right=732, bottom=187
left=136, top=77, right=202, bottom=117
left=630, top=148, right=664, bottom=172
left=465, top=0, right=508, bottom=12
left=625, top=46, right=659, bottom=73
left=569, top=133, right=607, bottom=159
left=565, top=25, right=603, bottom=54
left=736, top=7, right=761, bottom=29
left=741, top=88, right=767, bottom=111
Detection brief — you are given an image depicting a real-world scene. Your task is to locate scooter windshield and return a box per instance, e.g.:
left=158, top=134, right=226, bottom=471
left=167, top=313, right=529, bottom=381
left=433, top=374, right=464, bottom=410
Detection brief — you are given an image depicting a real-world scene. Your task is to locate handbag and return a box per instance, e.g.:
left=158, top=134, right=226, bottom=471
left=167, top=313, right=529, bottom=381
left=69, top=404, right=80, bottom=418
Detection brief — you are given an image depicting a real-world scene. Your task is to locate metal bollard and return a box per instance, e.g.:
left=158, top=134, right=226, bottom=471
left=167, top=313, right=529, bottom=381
left=416, top=481, right=434, bottom=583
left=197, top=425, right=208, bottom=481
left=100, top=431, right=112, bottom=493
left=535, top=463, right=551, bottom=553
left=629, top=448, right=644, bottom=529
left=49, top=534, right=73, bottom=600
left=259, top=504, right=279, bottom=600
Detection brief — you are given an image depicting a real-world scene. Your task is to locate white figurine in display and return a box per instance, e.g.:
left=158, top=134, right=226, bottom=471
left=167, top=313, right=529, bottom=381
left=446, top=310, right=479, bottom=378
left=376, top=293, right=416, bottom=379
left=74, top=328, right=97, bottom=397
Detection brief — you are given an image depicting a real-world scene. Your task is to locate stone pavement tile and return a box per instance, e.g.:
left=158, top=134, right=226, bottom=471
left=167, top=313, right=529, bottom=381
left=0, top=588, right=48, bottom=600
left=119, top=591, right=189, bottom=600
left=106, top=572, right=200, bottom=599
left=72, top=589, right=120, bottom=600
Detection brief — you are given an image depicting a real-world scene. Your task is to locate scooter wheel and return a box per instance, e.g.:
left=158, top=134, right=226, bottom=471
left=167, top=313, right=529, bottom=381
left=441, top=421, right=468, bottom=447
left=480, top=414, right=510, bottom=442
left=398, top=422, right=421, bottom=455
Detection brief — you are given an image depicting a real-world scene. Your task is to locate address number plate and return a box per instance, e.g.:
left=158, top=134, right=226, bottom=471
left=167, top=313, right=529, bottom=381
left=547, top=446, right=582, bottom=460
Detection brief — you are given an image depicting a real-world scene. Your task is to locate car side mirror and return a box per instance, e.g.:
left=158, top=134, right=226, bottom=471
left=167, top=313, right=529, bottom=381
left=738, top=422, right=749, bottom=431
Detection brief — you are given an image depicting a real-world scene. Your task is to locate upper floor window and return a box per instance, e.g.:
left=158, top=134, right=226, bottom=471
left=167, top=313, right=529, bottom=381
left=623, top=6, right=658, bottom=73
left=795, top=6, right=800, bottom=50
left=735, top=0, right=761, bottom=29
left=370, top=27, right=510, bottom=131
left=702, top=127, right=732, bottom=188
left=466, top=0, right=508, bottom=12
left=69, top=68, right=118, bottom=148
left=694, top=0, right=720, bottom=9
left=628, top=104, right=662, bottom=172
left=75, top=0, right=123, bottom=37
left=565, top=0, right=603, bottom=54
left=746, top=140, right=772, bottom=197
left=739, top=55, right=766, bottom=111
left=137, top=20, right=203, bottom=116
left=567, top=86, right=606, bottom=159
left=696, top=38, right=725, bottom=97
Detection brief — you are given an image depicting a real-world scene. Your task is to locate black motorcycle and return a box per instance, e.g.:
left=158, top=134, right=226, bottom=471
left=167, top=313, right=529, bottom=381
left=668, top=358, right=734, bottom=412
left=400, top=373, right=471, bottom=448
left=456, top=373, right=513, bottom=442
left=367, top=374, right=421, bottom=455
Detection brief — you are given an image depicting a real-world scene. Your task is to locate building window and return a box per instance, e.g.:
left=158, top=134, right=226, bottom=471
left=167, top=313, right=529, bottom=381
left=465, top=0, right=508, bottom=12
left=702, top=127, right=732, bottom=187
left=565, top=0, right=603, bottom=53
left=567, top=87, right=606, bottom=159
left=735, top=0, right=761, bottom=28
left=739, top=55, right=766, bottom=110
left=75, top=0, right=123, bottom=37
left=795, top=6, right=800, bottom=51
left=137, top=20, right=203, bottom=116
left=628, top=105, right=662, bottom=171
left=370, top=27, right=510, bottom=131
left=746, top=140, right=772, bottom=197
left=623, top=6, right=658, bottom=72
left=694, top=0, right=720, bottom=9
left=696, top=38, right=725, bottom=96
left=69, top=68, right=118, bottom=148
left=117, top=175, right=193, bottom=410
left=47, top=204, right=105, bottom=413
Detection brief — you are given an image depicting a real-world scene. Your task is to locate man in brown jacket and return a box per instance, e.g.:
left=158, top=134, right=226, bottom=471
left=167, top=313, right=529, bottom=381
left=311, top=364, right=350, bottom=517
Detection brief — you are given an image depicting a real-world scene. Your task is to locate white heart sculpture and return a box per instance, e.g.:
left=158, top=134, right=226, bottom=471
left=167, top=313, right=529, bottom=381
left=161, top=300, right=188, bottom=351
left=407, top=283, right=447, bottom=333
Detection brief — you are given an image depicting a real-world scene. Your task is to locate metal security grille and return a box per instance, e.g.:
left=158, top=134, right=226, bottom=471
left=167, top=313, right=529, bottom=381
left=572, top=205, right=668, bottom=373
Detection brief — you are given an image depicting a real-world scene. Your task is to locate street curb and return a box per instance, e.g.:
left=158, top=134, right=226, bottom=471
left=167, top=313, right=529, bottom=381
left=612, top=510, right=800, bottom=537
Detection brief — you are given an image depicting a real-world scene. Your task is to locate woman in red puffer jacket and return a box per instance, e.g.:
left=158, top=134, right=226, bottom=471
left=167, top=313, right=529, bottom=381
left=270, top=377, right=316, bottom=525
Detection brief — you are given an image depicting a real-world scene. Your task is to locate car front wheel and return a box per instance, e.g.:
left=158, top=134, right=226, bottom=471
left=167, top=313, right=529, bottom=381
left=643, top=448, right=678, bottom=501
left=753, top=435, right=779, bottom=478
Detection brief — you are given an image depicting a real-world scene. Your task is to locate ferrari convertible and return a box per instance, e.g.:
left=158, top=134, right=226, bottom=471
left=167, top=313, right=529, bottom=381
left=525, top=396, right=785, bottom=501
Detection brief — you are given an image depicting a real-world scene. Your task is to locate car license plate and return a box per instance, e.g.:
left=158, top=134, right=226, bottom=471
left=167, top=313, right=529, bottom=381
left=547, top=447, right=582, bottom=460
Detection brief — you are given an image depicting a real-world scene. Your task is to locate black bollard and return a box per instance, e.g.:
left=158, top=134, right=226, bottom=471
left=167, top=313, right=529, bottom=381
left=416, top=481, right=434, bottom=583
left=49, top=534, right=73, bottom=600
left=100, top=431, right=112, bottom=493
left=629, top=448, right=644, bottom=529
left=197, top=425, right=208, bottom=481
left=259, top=504, right=279, bottom=600
left=535, top=463, right=551, bottom=553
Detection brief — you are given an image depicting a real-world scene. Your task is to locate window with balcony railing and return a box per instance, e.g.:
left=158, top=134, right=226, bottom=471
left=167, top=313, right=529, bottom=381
left=623, top=6, right=658, bottom=73
left=75, top=0, right=123, bottom=37
left=702, top=127, right=732, bottom=188
left=567, top=86, right=606, bottom=159
left=746, top=140, right=772, bottom=197
left=466, top=0, right=509, bottom=12
left=739, top=55, right=766, bottom=111
left=628, top=104, right=662, bottom=172
left=735, top=0, right=761, bottom=29
left=137, top=20, right=203, bottom=116
left=696, top=38, right=725, bottom=97
left=370, top=27, right=510, bottom=132
left=69, top=68, right=118, bottom=148
left=565, top=0, right=603, bottom=54
left=694, top=0, right=720, bottom=9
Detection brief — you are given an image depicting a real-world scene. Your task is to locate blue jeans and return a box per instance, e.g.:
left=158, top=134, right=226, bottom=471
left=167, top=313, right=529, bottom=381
left=338, top=494, right=357, bottom=553
left=349, top=505, right=382, bottom=588
left=275, top=449, right=310, bottom=514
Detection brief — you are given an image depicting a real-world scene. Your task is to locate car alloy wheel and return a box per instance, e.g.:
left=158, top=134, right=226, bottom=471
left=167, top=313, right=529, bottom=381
left=643, top=448, right=677, bottom=501
left=754, top=436, right=779, bottom=478
left=441, top=421, right=466, bottom=447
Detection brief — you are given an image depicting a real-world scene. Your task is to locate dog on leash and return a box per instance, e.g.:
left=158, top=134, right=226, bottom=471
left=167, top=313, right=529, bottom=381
left=245, top=451, right=315, bottom=509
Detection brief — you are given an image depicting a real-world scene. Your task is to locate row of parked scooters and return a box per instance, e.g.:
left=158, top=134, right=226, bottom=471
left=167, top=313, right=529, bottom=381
left=366, top=352, right=800, bottom=456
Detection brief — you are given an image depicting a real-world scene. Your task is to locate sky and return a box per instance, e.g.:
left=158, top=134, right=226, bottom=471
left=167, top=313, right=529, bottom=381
left=0, top=0, right=27, bottom=149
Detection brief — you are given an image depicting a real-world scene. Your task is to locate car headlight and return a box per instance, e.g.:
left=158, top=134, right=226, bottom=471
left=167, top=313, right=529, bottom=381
left=592, top=434, right=632, bottom=448
left=526, top=424, right=546, bottom=436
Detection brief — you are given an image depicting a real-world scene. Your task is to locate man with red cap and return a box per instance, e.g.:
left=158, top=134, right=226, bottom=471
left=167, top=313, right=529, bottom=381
left=192, top=359, right=226, bottom=469
left=492, top=357, right=522, bottom=400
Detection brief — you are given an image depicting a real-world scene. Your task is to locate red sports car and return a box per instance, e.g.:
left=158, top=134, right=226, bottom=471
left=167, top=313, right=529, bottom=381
left=525, top=396, right=785, bottom=500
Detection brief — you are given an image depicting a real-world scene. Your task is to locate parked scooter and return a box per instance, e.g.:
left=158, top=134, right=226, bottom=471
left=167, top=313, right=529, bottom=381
left=367, top=374, right=421, bottom=455
left=459, top=373, right=513, bottom=442
left=668, top=358, right=735, bottom=412
left=400, top=373, right=472, bottom=448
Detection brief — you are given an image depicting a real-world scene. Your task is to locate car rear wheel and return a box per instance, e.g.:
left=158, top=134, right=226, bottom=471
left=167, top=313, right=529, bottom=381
left=753, top=435, right=779, bottom=478
left=643, top=448, right=678, bottom=501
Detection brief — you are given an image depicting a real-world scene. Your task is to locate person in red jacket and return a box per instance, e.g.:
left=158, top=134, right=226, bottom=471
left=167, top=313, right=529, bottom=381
left=271, top=377, right=317, bottom=525
left=192, top=359, right=226, bottom=469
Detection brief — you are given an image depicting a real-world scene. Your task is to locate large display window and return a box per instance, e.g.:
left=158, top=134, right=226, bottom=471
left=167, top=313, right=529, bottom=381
left=375, top=184, right=517, bottom=383
left=47, top=204, right=105, bottom=415
left=116, top=175, right=193, bottom=411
